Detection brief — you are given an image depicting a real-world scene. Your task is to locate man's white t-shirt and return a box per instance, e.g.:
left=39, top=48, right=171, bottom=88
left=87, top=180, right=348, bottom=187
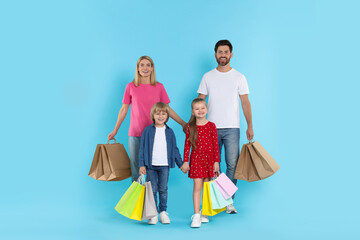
left=152, top=126, right=168, bottom=166
left=197, top=68, right=249, bottom=129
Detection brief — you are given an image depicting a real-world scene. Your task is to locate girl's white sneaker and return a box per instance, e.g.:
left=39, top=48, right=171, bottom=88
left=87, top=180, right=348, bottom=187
left=200, top=210, right=209, bottom=223
left=191, top=213, right=201, bottom=228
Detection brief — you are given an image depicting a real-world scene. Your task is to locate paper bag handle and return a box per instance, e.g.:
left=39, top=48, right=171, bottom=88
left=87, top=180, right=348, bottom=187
left=107, top=138, right=117, bottom=144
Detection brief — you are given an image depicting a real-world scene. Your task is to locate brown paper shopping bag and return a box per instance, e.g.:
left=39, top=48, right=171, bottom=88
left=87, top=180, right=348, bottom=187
left=235, top=141, right=279, bottom=182
left=251, top=141, right=280, bottom=179
left=234, top=144, right=260, bottom=182
left=88, top=139, right=131, bottom=181
left=88, top=145, right=105, bottom=180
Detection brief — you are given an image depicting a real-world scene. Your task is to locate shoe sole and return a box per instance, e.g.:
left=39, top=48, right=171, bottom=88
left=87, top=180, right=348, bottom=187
left=191, top=225, right=201, bottom=228
left=226, top=210, right=237, bottom=214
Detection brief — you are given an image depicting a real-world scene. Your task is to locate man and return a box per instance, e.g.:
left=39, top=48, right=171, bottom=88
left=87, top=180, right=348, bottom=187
left=197, top=40, right=254, bottom=214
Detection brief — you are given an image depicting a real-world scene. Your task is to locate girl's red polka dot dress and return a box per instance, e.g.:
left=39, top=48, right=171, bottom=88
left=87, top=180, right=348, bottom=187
left=184, top=121, right=220, bottom=178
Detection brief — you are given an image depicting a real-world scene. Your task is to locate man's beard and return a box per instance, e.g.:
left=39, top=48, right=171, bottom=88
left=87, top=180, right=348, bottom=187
left=216, top=57, right=230, bottom=66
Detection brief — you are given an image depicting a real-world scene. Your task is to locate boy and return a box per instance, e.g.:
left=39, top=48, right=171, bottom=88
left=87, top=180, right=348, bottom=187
left=139, top=102, right=187, bottom=225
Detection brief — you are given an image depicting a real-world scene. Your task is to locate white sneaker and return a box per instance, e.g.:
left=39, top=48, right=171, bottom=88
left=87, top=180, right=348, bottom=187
left=200, top=210, right=209, bottom=223
left=159, top=211, right=170, bottom=224
left=226, top=203, right=237, bottom=214
left=191, top=213, right=201, bottom=228
left=148, top=215, right=158, bottom=225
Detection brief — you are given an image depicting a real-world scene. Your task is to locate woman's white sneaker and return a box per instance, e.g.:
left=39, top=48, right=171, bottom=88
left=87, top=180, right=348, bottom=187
left=191, top=213, right=202, bottom=228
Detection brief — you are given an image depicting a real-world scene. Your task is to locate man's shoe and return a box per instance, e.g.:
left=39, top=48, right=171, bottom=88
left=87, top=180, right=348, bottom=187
left=159, top=211, right=171, bottom=224
left=148, top=215, right=158, bottom=225
left=226, top=203, right=237, bottom=214
left=191, top=213, right=201, bottom=228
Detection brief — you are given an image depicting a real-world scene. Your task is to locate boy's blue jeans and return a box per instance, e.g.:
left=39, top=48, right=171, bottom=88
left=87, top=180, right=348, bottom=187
left=217, top=128, right=240, bottom=199
left=146, top=166, right=169, bottom=212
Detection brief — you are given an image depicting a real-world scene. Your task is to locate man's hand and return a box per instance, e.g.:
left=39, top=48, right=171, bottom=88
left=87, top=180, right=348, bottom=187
left=246, top=127, right=254, bottom=141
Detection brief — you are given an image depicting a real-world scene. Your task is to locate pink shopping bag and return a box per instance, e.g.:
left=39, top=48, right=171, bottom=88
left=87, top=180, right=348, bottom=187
left=214, top=173, right=238, bottom=200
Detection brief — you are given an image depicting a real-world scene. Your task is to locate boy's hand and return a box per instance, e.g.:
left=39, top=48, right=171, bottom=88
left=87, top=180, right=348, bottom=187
left=139, top=166, right=146, bottom=175
left=180, top=162, right=189, bottom=173
left=213, top=162, right=219, bottom=173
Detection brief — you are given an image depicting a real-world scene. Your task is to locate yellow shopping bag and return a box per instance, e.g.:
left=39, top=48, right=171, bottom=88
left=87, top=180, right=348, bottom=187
left=201, top=181, right=225, bottom=216
left=129, top=185, right=145, bottom=220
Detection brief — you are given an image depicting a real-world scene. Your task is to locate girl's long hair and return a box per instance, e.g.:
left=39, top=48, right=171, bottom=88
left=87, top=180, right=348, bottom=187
left=188, top=98, right=207, bottom=150
left=133, top=56, right=157, bottom=87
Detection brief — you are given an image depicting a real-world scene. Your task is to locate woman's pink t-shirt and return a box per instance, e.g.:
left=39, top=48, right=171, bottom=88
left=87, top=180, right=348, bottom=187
left=122, top=82, right=170, bottom=137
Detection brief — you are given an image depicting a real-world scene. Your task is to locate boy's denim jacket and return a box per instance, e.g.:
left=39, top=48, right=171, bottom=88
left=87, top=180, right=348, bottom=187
left=139, top=123, right=183, bottom=169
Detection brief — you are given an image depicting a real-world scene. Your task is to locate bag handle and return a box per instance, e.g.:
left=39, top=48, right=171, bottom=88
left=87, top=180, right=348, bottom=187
left=107, top=138, right=117, bottom=144
left=211, top=171, right=221, bottom=181
left=137, top=174, right=145, bottom=184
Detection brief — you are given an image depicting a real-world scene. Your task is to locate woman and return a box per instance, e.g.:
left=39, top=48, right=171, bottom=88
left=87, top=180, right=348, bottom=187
left=108, top=56, right=186, bottom=181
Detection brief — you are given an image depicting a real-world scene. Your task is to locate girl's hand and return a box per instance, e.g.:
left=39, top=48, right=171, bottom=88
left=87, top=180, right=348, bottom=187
left=213, top=162, right=219, bottom=173
left=139, top=167, right=146, bottom=175
left=181, top=162, right=189, bottom=173
left=107, top=130, right=117, bottom=142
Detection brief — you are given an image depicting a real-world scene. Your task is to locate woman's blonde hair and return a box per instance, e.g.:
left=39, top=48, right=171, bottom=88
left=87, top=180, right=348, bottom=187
left=133, top=56, right=157, bottom=87
left=188, top=98, right=207, bottom=149
left=150, top=102, right=170, bottom=123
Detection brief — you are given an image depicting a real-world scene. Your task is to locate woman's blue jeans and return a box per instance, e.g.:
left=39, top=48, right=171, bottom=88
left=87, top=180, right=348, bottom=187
left=128, top=136, right=141, bottom=182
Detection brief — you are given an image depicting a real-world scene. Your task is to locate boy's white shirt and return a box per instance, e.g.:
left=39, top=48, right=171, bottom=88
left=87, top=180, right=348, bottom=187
left=152, top=125, right=168, bottom=166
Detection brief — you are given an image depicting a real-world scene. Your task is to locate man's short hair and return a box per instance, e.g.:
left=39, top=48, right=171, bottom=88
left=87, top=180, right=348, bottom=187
left=150, top=102, right=170, bottom=123
left=215, top=40, right=233, bottom=53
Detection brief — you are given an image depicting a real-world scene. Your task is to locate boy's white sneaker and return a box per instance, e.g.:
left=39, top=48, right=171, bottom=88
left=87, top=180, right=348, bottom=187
left=148, top=215, right=158, bottom=225
left=191, top=213, right=201, bottom=228
left=159, top=211, right=170, bottom=224
left=200, top=210, right=209, bottom=223
left=226, top=203, right=237, bottom=214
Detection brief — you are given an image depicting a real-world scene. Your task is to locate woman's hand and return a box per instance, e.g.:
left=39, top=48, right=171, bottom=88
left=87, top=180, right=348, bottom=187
left=139, top=167, right=146, bottom=175
left=213, top=162, right=219, bottom=173
left=107, top=130, right=117, bottom=142
left=182, top=123, right=188, bottom=134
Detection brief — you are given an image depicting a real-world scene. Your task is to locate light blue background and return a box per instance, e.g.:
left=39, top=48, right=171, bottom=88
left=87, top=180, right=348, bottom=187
left=1, top=0, right=359, bottom=239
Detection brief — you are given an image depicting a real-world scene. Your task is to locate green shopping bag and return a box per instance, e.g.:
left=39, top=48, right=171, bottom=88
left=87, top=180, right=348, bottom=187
left=114, top=176, right=145, bottom=220
left=210, top=181, right=233, bottom=209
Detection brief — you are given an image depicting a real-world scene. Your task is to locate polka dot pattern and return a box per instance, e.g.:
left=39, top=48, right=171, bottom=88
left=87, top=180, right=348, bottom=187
left=184, top=121, right=220, bottom=179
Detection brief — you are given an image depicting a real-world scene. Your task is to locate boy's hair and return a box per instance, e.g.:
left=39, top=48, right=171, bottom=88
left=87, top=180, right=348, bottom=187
left=150, top=102, right=170, bottom=123
left=214, top=40, right=233, bottom=53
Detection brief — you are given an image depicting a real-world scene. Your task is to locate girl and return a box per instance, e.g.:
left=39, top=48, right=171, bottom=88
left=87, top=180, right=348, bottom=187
left=107, top=56, right=187, bottom=182
left=182, top=98, right=220, bottom=228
